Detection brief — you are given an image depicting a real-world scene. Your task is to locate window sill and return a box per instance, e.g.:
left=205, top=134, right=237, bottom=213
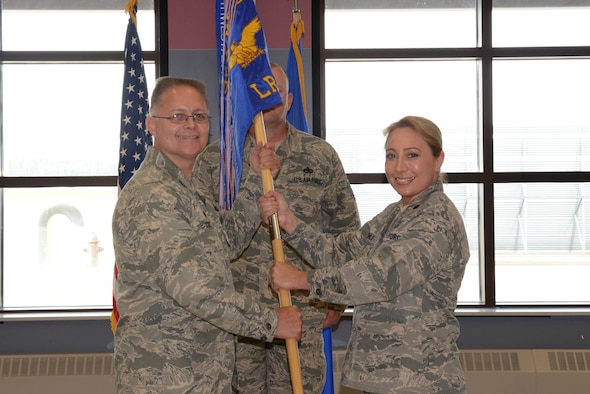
left=0, top=310, right=112, bottom=322
left=3, top=307, right=590, bottom=322
left=455, top=307, right=590, bottom=316
left=343, top=306, right=590, bottom=317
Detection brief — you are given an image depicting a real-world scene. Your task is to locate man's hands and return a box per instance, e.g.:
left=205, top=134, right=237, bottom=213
left=274, top=305, right=302, bottom=340
left=250, top=142, right=280, bottom=178
left=258, top=190, right=298, bottom=234
left=322, top=309, right=342, bottom=329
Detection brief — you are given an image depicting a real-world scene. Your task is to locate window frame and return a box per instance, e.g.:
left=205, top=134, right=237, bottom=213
left=0, top=0, right=168, bottom=318
left=313, top=0, right=590, bottom=311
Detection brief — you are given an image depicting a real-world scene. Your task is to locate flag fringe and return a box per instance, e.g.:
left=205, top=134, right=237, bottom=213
left=110, top=310, right=118, bottom=334
left=290, top=19, right=307, bottom=120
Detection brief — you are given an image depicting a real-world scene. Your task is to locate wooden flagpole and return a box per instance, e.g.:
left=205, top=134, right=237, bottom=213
left=253, top=112, right=304, bottom=394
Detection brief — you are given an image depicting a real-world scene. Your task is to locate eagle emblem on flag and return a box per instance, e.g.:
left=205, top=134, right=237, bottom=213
left=229, top=16, right=265, bottom=70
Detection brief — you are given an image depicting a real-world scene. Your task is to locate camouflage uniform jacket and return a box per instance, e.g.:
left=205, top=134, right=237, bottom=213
left=196, top=123, right=360, bottom=316
left=195, top=124, right=360, bottom=392
left=113, top=147, right=279, bottom=393
left=283, top=181, right=470, bottom=394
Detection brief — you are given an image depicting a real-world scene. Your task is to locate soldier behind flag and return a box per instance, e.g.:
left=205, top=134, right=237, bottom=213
left=196, top=63, right=360, bottom=393
left=112, top=76, right=302, bottom=393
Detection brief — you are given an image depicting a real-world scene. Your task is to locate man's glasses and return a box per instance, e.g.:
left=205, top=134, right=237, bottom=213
left=151, top=113, right=211, bottom=124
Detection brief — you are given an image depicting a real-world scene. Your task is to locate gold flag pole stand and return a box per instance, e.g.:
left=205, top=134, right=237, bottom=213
left=293, top=0, right=301, bottom=25
left=253, top=112, right=304, bottom=394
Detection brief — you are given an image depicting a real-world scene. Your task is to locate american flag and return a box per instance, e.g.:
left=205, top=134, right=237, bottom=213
left=111, top=1, right=152, bottom=334
left=118, top=4, right=151, bottom=188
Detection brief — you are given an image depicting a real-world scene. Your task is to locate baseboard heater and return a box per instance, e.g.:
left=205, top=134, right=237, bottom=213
left=332, top=349, right=590, bottom=394
left=2, top=350, right=590, bottom=394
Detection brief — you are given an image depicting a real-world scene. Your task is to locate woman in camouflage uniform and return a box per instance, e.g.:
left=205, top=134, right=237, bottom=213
left=266, top=115, right=470, bottom=394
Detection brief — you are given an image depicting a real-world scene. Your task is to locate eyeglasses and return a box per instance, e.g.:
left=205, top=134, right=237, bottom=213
left=151, top=113, right=211, bottom=124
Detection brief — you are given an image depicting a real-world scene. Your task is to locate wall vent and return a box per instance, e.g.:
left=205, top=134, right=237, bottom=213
left=460, top=351, right=523, bottom=372
left=2, top=350, right=590, bottom=394
left=0, top=353, right=113, bottom=378
left=333, top=349, right=590, bottom=394
left=540, top=350, right=590, bottom=372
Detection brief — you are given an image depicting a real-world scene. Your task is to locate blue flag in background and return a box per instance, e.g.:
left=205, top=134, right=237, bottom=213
left=286, top=18, right=309, bottom=133
left=216, top=0, right=283, bottom=209
left=287, top=11, right=334, bottom=393
left=286, top=11, right=335, bottom=393
left=322, top=324, right=335, bottom=394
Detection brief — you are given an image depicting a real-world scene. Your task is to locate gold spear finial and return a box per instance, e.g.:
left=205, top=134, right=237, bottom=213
left=125, top=0, right=138, bottom=27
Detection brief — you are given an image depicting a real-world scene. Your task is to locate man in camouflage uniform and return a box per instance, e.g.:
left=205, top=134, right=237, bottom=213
left=112, top=76, right=301, bottom=394
left=268, top=116, right=470, bottom=393
left=196, top=64, right=360, bottom=393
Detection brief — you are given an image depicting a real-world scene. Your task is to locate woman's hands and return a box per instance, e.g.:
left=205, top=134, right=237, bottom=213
left=269, top=261, right=310, bottom=293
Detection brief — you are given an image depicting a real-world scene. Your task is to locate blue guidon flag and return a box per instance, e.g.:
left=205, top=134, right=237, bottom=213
left=216, top=0, right=283, bottom=210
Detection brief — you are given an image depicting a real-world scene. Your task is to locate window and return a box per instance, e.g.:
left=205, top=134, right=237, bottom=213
left=319, top=0, right=590, bottom=306
left=0, top=0, right=160, bottom=311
